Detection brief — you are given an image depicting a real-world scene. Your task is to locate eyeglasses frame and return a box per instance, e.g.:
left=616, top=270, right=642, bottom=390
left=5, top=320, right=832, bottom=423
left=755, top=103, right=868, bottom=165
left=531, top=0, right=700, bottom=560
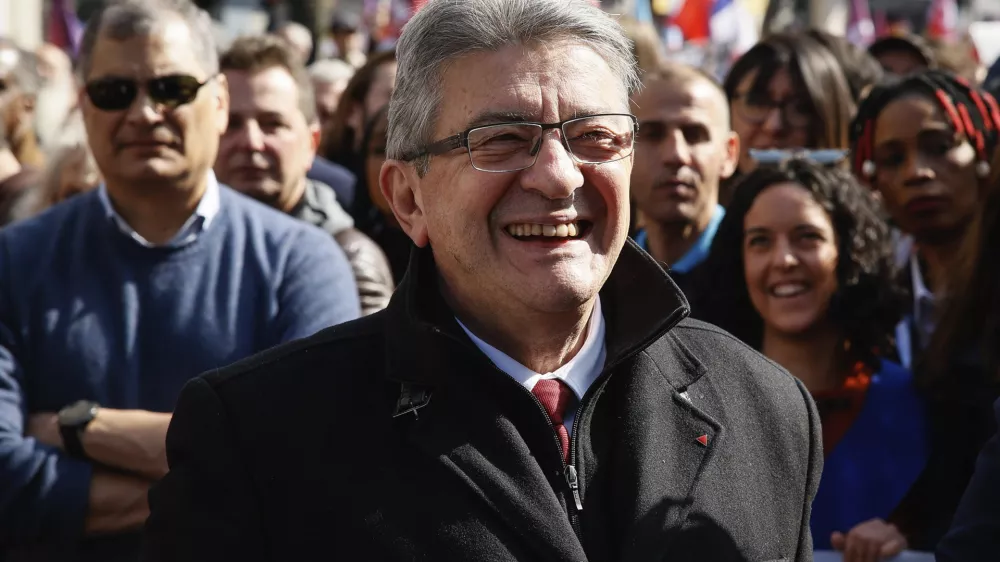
left=400, top=113, right=639, bottom=173
left=731, top=91, right=815, bottom=129
left=84, top=73, right=218, bottom=112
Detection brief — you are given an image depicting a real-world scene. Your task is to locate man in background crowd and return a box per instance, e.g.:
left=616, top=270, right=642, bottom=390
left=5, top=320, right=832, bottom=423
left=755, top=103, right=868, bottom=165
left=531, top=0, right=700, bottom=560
left=630, top=62, right=739, bottom=298
left=308, top=58, right=354, bottom=132
left=33, top=43, right=77, bottom=149
left=0, top=1, right=359, bottom=560
left=274, top=21, right=313, bottom=65
left=217, top=35, right=393, bottom=315
left=329, top=12, right=367, bottom=69
left=868, top=34, right=936, bottom=77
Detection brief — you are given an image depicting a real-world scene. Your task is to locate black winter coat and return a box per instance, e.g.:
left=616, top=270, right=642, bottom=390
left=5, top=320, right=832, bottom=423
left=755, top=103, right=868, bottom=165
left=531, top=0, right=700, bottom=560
left=142, top=242, right=822, bottom=562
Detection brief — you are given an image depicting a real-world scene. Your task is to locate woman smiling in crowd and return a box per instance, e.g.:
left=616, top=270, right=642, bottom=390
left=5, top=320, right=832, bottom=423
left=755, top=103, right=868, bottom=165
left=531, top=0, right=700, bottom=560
left=697, top=158, right=925, bottom=561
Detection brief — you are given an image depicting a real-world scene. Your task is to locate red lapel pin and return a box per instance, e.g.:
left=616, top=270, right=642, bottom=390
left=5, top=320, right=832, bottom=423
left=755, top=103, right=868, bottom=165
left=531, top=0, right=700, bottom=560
left=696, top=434, right=709, bottom=447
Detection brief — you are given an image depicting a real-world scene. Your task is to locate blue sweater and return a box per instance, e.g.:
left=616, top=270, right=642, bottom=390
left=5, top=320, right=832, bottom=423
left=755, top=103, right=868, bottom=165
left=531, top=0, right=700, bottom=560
left=0, top=186, right=359, bottom=548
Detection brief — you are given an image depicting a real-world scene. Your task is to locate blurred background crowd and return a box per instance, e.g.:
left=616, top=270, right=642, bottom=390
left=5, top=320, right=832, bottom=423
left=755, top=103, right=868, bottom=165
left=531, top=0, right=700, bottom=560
left=0, top=0, right=1000, bottom=560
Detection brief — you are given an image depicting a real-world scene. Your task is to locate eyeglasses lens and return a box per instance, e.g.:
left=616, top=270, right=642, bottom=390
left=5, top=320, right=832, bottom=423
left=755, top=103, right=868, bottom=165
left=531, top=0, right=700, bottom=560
left=86, top=75, right=204, bottom=111
left=467, top=115, right=635, bottom=172
left=86, top=78, right=137, bottom=111
left=149, top=75, right=202, bottom=109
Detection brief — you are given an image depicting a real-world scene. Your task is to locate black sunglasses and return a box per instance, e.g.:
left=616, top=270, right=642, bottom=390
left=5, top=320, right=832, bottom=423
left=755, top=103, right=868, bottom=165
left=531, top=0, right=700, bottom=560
left=85, top=74, right=214, bottom=111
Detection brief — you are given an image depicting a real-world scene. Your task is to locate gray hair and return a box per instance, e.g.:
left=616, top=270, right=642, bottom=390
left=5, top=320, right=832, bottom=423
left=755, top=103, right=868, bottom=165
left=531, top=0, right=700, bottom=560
left=308, top=59, right=355, bottom=85
left=77, top=0, right=219, bottom=81
left=387, top=0, right=640, bottom=174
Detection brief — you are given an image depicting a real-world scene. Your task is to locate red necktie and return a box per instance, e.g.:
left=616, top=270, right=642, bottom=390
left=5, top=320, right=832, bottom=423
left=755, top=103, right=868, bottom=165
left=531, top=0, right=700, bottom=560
left=532, top=378, right=574, bottom=464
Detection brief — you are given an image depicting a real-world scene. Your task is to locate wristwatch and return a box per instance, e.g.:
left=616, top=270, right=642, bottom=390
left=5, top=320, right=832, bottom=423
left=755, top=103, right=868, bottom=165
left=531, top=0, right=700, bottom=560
left=58, top=400, right=99, bottom=460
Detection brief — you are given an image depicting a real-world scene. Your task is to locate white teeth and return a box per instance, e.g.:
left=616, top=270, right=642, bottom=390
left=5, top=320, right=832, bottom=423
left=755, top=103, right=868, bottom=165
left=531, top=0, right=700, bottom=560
left=506, top=221, right=583, bottom=238
left=772, top=283, right=807, bottom=297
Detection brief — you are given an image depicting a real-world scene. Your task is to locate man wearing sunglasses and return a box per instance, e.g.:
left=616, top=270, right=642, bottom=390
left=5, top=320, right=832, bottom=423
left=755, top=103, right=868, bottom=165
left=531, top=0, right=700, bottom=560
left=144, top=1, right=820, bottom=561
left=0, top=1, right=360, bottom=561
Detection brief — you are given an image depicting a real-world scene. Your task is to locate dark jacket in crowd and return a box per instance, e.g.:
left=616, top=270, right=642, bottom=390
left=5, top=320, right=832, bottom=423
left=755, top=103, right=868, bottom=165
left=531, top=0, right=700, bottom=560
left=937, top=396, right=1000, bottom=561
left=889, top=348, right=1000, bottom=550
left=306, top=156, right=356, bottom=211
left=141, top=241, right=823, bottom=562
left=291, top=179, right=394, bottom=315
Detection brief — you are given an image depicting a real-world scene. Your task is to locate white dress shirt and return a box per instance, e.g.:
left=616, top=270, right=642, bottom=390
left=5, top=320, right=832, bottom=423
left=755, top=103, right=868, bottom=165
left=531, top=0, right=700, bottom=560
left=456, top=297, right=607, bottom=435
left=97, top=171, right=222, bottom=248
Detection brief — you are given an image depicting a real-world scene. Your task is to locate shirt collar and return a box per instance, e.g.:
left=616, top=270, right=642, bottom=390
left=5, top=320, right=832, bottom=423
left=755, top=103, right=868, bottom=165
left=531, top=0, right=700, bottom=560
left=97, top=171, right=221, bottom=248
left=634, top=204, right=725, bottom=274
left=456, top=297, right=607, bottom=401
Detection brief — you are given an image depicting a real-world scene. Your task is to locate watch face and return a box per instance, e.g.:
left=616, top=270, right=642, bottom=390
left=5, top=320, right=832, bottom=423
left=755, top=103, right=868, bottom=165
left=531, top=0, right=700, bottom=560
left=59, top=401, right=98, bottom=426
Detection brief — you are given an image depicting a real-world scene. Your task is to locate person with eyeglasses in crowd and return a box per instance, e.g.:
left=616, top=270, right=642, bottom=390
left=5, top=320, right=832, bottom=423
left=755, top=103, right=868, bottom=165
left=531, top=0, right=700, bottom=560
left=216, top=35, right=394, bottom=316
left=628, top=61, right=739, bottom=299
left=697, top=154, right=924, bottom=561
left=848, top=69, right=1000, bottom=552
left=0, top=1, right=360, bottom=560
left=141, top=1, right=821, bottom=560
left=721, top=32, right=855, bottom=204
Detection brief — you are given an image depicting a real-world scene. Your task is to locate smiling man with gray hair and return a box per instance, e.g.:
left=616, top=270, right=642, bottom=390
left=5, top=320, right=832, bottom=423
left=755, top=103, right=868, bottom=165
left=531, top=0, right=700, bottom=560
left=142, top=1, right=821, bottom=560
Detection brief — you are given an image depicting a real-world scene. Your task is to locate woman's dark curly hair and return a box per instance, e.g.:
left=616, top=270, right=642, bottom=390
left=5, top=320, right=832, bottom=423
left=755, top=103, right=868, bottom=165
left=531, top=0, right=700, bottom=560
left=696, top=159, right=903, bottom=371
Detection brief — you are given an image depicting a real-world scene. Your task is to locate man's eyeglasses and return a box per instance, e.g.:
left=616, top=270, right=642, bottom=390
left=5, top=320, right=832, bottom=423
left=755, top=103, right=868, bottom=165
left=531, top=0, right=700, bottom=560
left=401, top=113, right=638, bottom=173
left=85, top=74, right=215, bottom=112
left=732, top=91, right=814, bottom=129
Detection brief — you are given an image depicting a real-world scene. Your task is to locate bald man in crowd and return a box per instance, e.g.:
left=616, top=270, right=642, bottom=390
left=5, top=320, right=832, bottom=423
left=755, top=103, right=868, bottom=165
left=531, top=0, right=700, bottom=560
left=629, top=62, right=739, bottom=300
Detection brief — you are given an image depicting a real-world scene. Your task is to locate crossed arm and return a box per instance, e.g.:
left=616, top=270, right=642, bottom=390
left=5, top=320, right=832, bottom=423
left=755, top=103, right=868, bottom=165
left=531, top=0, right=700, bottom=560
left=25, top=408, right=172, bottom=535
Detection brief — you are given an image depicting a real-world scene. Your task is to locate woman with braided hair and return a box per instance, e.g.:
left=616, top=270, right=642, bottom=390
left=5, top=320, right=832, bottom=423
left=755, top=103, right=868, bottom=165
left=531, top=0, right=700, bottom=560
left=849, top=69, right=1000, bottom=369
left=849, top=70, right=1000, bottom=551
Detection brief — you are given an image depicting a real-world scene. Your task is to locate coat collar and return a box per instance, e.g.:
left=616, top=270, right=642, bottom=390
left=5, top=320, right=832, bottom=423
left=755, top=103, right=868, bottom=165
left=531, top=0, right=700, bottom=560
left=383, top=238, right=695, bottom=389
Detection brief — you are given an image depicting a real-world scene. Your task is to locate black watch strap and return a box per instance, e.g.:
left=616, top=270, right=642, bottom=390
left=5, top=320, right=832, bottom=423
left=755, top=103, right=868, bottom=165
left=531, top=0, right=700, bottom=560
left=60, top=424, right=88, bottom=459
left=58, top=400, right=98, bottom=460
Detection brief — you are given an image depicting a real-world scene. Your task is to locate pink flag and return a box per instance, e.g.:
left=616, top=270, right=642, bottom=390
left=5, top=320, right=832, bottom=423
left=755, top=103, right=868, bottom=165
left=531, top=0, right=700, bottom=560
left=846, top=0, right=875, bottom=47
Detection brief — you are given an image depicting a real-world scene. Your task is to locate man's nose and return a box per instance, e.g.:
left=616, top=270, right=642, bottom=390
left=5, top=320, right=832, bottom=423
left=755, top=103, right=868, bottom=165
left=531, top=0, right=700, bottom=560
left=124, top=91, right=164, bottom=125
left=659, top=130, right=691, bottom=166
left=232, top=120, right=266, bottom=152
left=520, top=131, right=583, bottom=200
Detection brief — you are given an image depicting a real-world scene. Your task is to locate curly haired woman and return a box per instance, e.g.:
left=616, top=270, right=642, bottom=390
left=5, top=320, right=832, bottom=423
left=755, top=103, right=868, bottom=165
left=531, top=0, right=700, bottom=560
left=696, top=158, right=923, bottom=560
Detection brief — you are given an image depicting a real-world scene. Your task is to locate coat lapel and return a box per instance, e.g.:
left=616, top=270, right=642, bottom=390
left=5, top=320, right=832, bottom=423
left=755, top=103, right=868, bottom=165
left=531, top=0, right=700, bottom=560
left=583, top=334, right=722, bottom=562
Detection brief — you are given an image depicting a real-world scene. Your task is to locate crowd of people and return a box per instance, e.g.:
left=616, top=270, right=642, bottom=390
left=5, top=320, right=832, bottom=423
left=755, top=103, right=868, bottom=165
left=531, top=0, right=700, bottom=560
left=0, top=0, right=997, bottom=560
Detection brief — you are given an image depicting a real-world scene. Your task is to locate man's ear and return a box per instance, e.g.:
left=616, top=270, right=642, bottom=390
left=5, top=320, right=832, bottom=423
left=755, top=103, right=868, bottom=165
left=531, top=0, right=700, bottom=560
left=213, top=73, right=230, bottom=135
left=380, top=159, right=429, bottom=247
left=307, top=121, right=320, bottom=161
left=721, top=130, right=740, bottom=180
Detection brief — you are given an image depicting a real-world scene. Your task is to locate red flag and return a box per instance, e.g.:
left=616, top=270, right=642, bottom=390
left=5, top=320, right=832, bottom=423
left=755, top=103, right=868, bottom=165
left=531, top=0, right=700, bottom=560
left=926, top=0, right=959, bottom=42
left=672, top=0, right=712, bottom=43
